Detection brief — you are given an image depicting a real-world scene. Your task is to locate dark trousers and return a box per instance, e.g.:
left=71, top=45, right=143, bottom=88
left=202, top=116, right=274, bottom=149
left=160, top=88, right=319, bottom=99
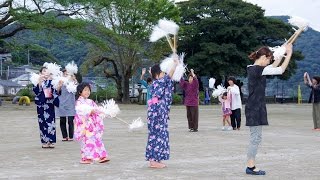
left=186, top=106, right=199, bottom=130
left=231, top=108, right=241, bottom=129
left=60, top=116, right=74, bottom=139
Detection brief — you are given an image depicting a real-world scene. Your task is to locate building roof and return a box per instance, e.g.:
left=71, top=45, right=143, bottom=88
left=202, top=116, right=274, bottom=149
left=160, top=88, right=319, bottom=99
left=0, top=80, right=22, bottom=87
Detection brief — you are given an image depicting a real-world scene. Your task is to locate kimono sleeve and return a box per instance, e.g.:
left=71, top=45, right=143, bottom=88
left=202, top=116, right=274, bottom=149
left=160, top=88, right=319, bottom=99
left=33, top=84, right=46, bottom=105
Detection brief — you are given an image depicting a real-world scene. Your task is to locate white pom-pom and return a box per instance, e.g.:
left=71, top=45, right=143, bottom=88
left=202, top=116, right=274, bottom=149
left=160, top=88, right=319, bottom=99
left=160, top=56, right=175, bottom=74
left=66, top=81, right=77, bottom=93
left=288, top=16, right=309, bottom=30
left=150, top=25, right=167, bottom=42
left=270, top=46, right=286, bottom=61
left=30, top=73, right=40, bottom=86
left=51, top=76, right=68, bottom=90
left=129, top=117, right=144, bottom=130
left=212, top=85, right=226, bottom=98
left=43, top=62, right=62, bottom=77
left=75, top=104, right=94, bottom=115
left=209, top=78, right=216, bottom=89
left=158, top=18, right=179, bottom=35
left=100, top=99, right=120, bottom=118
left=65, top=61, right=78, bottom=75
left=171, top=53, right=186, bottom=81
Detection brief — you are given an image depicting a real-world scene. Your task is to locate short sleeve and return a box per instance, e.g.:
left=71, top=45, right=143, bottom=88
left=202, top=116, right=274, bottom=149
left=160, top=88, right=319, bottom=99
left=262, top=65, right=283, bottom=76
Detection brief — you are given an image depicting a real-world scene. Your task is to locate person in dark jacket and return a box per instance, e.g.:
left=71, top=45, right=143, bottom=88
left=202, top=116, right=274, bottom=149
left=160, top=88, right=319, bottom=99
left=304, top=72, right=320, bottom=130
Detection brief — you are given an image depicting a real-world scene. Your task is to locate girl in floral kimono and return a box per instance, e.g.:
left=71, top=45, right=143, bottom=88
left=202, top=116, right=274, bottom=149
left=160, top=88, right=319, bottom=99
left=33, top=67, right=59, bottom=148
left=74, top=82, right=109, bottom=164
left=145, top=59, right=178, bottom=169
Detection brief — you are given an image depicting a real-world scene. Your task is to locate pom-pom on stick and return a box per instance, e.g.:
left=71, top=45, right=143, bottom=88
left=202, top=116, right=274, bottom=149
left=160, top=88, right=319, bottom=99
left=171, top=53, right=186, bottom=81
left=65, top=61, right=78, bottom=75
left=158, top=19, right=179, bottom=35
left=286, top=16, right=309, bottom=44
left=288, top=16, right=309, bottom=30
left=269, top=46, right=286, bottom=61
left=75, top=104, right=94, bottom=116
left=30, top=73, right=40, bottom=86
left=100, top=99, right=120, bottom=118
left=43, top=62, right=62, bottom=77
left=66, top=81, right=77, bottom=93
left=212, top=85, right=226, bottom=98
left=160, top=56, right=175, bottom=74
left=209, top=78, right=216, bottom=89
left=150, top=26, right=167, bottom=42
left=129, top=117, right=144, bottom=130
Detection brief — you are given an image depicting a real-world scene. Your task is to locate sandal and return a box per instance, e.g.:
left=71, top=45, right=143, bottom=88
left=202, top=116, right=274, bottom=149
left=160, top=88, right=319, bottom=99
left=80, top=159, right=93, bottom=164
left=98, top=157, right=110, bottom=163
left=246, top=167, right=266, bottom=175
left=48, top=143, right=55, bottom=148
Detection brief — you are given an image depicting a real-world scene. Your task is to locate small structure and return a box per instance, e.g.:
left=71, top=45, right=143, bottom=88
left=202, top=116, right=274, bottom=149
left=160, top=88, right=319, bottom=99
left=0, top=80, right=22, bottom=95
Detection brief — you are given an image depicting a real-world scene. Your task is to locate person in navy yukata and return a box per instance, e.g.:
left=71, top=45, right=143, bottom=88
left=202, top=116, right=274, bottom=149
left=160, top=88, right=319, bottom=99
left=33, top=67, right=59, bottom=148
left=145, top=58, right=178, bottom=169
left=245, top=44, right=293, bottom=175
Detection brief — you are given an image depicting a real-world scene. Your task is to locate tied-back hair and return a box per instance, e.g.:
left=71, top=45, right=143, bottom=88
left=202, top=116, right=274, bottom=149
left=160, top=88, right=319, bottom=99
left=151, top=64, right=161, bottom=80
left=76, top=82, right=91, bottom=100
left=248, top=46, right=273, bottom=61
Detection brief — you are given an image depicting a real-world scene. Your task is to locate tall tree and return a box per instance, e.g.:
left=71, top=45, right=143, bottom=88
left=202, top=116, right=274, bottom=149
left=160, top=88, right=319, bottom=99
left=78, top=0, right=180, bottom=103
left=177, top=0, right=302, bottom=80
left=0, top=0, right=89, bottom=39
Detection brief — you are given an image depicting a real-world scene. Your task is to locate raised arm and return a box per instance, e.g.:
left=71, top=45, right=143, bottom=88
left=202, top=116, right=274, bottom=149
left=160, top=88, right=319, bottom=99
left=168, top=56, right=179, bottom=78
left=279, top=44, right=293, bottom=73
left=304, top=72, right=312, bottom=86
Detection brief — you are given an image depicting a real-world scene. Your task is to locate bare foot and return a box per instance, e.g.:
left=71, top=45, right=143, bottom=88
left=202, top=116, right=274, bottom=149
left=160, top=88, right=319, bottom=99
left=149, top=161, right=166, bottom=168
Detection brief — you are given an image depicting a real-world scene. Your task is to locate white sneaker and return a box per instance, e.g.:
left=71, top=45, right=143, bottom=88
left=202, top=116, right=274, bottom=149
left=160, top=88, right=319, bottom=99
left=227, top=126, right=233, bottom=131
left=221, top=126, right=226, bottom=131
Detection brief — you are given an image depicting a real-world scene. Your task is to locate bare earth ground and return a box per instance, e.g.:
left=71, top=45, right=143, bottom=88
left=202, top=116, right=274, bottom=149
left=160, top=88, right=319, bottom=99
left=0, top=101, right=319, bottom=180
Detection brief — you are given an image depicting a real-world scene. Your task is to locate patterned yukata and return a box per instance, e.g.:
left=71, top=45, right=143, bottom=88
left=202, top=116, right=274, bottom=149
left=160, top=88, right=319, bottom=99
left=74, top=96, right=108, bottom=161
left=33, top=80, right=59, bottom=144
left=145, top=75, right=174, bottom=162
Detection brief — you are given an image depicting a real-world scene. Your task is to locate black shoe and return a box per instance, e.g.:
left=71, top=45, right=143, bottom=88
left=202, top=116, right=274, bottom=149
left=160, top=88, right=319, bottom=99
left=189, top=128, right=193, bottom=132
left=191, top=129, right=198, bottom=132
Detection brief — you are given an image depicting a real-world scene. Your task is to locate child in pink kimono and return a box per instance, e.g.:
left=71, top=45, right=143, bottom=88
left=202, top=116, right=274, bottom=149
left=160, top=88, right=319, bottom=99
left=218, top=92, right=232, bottom=131
left=74, top=82, right=109, bottom=164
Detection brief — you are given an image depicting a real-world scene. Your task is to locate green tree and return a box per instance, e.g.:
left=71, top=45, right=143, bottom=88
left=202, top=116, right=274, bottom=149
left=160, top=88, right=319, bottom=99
left=0, top=0, right=89, bottom=39
left=77, top=0, right=180, bottom=103
left=177, top=0, right=302, bottom=80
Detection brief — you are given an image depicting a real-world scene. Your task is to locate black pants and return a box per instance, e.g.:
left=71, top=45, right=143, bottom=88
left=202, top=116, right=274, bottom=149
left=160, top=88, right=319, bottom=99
left=60, top=116, right=74, bottom=139
left=231, top=108, right=241, bottom=129
left=186, top=106, right=199, bottom=130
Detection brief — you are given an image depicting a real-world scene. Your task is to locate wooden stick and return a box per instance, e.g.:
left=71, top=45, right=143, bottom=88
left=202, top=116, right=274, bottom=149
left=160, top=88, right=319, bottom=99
left=166, top=35, right=175, bottom=53
left=287, top=26, right=305, bottom=44
left=174, top=34, right=177, bottom=52
left=114, top=117, right=130, bottom=125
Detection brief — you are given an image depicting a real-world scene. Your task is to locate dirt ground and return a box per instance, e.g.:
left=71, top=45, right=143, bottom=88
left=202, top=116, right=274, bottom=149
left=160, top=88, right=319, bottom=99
left=0, top=101, right=319, bottom=180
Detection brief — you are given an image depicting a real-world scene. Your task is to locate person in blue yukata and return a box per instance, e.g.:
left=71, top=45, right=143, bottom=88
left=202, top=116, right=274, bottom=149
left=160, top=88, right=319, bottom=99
left=145, top=58, right=178, bottom=169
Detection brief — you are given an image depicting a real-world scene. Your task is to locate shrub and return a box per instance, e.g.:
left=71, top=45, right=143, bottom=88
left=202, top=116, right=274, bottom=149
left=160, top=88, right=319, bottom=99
left=16, top=88, right=35, bottom=100
left=172, top=93, right=182, bottom=105
left=90, top=85, right=118, bottom=102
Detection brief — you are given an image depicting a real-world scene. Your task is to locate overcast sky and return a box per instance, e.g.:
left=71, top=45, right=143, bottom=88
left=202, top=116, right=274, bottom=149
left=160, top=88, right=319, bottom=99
left=244, top=0, right=320, bottom=31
